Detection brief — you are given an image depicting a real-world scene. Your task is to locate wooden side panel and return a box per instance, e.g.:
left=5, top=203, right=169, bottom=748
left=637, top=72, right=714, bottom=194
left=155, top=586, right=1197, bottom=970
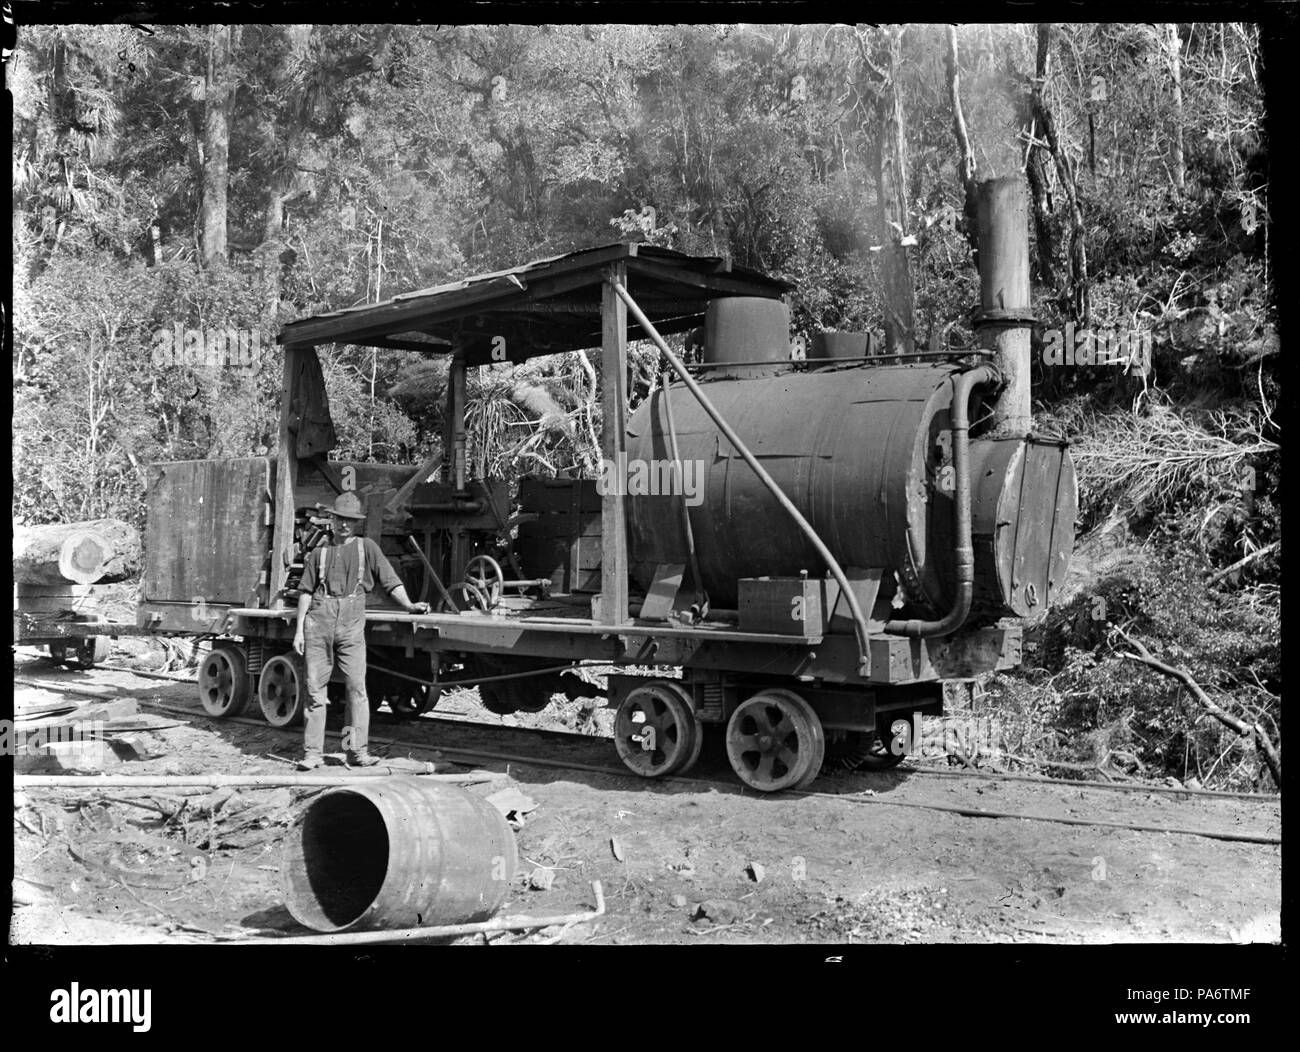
left=142, top=458, right=272, bottom=604
left=514, top=477, right=603, bottom=593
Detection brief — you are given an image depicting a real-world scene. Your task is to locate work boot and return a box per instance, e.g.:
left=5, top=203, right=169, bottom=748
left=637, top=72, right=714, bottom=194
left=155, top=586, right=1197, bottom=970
left=297, top=751, right=324, bottom=771
left=346, top=750, right=380, bottom=768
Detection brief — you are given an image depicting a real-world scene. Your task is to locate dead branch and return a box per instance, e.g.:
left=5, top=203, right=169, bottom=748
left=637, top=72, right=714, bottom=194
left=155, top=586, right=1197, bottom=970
left=1207, top=540, right=1279, bottom=584
left=1113, top=626, right=1280, bottom=787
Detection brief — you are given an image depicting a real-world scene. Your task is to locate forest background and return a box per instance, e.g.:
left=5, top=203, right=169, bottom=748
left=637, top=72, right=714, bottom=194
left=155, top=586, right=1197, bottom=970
left=10, top=22, right=1281, bottom=789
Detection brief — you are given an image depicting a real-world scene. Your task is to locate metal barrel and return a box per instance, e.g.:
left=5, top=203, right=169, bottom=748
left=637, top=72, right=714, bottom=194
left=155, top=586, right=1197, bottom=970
left=281, top=778, right=517, bottom=933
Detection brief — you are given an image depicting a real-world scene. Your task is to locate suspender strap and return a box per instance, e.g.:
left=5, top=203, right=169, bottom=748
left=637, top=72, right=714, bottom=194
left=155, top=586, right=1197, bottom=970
left=317, top=537, right=366, bottom=596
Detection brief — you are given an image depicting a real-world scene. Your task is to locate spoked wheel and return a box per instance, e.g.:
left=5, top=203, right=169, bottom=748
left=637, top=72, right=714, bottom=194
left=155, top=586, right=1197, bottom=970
left=613, top=682, right=697, bottom=778
left=438, top=581, right=490, bottom=613
left=464, top=555, right=504, bottom=610
left=725, top=688, right=825, bottom=792
left=258, top=653, right=307, bottom=728
left=198, top=644, right=250, bottom=717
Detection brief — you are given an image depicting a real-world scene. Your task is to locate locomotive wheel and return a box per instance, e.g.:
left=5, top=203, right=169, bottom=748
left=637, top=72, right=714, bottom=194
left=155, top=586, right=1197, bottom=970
left=725, top=689, right=825, bottom=792
left=613, top=683, right=694, bottom=778
left=464, top=555, right=505, bottom=610
left=258, top=653, right=307, bottom=728
left=198, top=644, right=250, bottom=718
left=387, top=683, right=439, bottom=719
left=675, top=707, right=706, bottom=776
left=824, top=717, right=911, bottom=772
left=75, top=636, right=110, bottom=669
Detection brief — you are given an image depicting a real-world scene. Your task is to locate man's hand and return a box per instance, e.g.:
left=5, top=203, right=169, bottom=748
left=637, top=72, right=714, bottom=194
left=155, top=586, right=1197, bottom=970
left=293, top=630, right=305, bottom=655
left=406, top=602, right=430, bottom=615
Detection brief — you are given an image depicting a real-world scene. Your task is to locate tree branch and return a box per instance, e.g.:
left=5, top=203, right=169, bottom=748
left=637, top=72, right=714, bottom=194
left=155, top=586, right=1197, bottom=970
left=1112, top=625, right=1280, bottom=787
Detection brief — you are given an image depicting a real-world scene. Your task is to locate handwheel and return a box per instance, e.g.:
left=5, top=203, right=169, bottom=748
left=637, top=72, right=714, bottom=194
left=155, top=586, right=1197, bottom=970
left=725, top=688, right=825, bottom=792
left=198, top=644, right=250, bottom=717
left=464, top=555, right=504, bottom=610
left=437, top=581, right=491, bottom=613
left=258, top=653, right=307, bottom=728
left=613, top=682, right=695, bottom=778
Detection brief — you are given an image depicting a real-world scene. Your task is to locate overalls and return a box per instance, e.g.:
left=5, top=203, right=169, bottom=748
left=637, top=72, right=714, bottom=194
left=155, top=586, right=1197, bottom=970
left=302, top=537, right=371, bottom=756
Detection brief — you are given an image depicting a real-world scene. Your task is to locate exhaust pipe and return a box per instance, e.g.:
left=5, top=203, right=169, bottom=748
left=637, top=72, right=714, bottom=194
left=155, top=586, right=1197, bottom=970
left=885, top=363, right=1000, bottom=638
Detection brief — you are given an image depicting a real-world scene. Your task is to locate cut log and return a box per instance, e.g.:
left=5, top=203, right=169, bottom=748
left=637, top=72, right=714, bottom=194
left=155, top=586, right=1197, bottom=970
left=13, top=519, right=141, bottom=585
left=72, top=518, right=142, bottom=581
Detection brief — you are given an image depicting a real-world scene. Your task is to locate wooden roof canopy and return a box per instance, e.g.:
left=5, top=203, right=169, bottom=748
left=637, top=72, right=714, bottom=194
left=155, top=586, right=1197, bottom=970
left=278, top=242, right=793, bottom=367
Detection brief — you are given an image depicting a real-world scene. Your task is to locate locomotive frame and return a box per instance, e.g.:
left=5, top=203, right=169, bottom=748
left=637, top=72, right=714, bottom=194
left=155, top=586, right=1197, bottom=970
left=136, top=242, right=1046, bottom=792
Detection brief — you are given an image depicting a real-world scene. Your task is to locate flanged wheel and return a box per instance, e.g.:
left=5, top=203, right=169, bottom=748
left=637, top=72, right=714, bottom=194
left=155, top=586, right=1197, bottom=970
left=675, top=709, right=707, bottom=776
left=464, top=555, right=504, bottom=610
left=46, top=642, right=68, bottom=665
left=613, top=682, right=696, bottom=778
left=726, top=688, right=825, bottom=792
left=258, top=653, right=307, bottom=728
left=198, top=644, right=250, bottom=717
left=388, top=682, right=439, bottom=719
left=74, top=635, right=110, bottom=669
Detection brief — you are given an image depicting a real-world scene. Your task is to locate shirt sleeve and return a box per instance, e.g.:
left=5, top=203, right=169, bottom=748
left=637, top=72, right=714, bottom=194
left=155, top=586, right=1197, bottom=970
left=299, top=546, right=320, bottom=594
left=365, top=538, right=405, bottom=596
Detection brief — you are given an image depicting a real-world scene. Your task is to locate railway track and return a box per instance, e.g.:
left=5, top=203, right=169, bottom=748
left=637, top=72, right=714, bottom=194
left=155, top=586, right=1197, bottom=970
left=14, top=666, right=1281, bottom=847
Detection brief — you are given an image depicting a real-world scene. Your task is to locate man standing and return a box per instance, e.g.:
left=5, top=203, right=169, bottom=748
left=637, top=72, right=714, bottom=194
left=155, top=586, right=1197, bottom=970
left=293, top=492, right=428, bottom=769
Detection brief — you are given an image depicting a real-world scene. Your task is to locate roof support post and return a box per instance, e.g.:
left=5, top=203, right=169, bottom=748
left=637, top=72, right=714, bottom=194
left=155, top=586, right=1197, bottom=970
left=598, top=263, right=629, bottom=626
left=271, top=343, right=309, bottom=606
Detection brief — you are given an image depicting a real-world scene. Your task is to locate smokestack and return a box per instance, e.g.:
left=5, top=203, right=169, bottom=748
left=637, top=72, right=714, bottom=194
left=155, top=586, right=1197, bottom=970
left=974, top=176, right=1032, bottom=436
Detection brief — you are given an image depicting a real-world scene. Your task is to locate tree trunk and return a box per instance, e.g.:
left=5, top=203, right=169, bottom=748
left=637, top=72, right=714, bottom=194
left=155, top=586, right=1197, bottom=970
left=1166, top=23, right=1186, bottom=193
left=259, top=25, right=314, bottom=325
left=860, top=26, right=915, bottom=354
left=200, top=24, right=238, bottom=269
left=1030, top=24, right=1090, bottom=326
left=945, top=26, right=980, bottom=260
left=13, top=519, right=141, bottom=585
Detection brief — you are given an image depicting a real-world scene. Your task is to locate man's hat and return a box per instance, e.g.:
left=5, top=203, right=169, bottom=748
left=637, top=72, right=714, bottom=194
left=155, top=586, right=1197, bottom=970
left=316, top=492, right=366, bottom=520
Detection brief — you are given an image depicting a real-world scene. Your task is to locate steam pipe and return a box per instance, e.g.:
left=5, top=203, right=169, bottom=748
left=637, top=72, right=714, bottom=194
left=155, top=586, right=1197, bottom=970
left=885, top=364, right=1000, bottom=638
left=611, top=280, right=875, bottom=677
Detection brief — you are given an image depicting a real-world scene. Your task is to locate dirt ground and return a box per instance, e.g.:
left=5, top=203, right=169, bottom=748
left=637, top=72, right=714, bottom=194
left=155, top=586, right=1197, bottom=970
left=10, top=649, right=1282, bottom=946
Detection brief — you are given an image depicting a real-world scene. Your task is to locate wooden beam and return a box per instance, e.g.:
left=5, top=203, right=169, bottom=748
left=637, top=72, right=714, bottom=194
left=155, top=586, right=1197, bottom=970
left=627, top=257, right=788, bottom=297
left=270, top=344, right=308, bottom=605
left=599, top=263, right=629, bottom=626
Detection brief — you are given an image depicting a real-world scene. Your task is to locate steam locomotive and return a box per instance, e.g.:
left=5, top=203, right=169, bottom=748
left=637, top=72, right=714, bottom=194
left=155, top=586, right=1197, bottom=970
left=132, top=241, right=1075, bottom=793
